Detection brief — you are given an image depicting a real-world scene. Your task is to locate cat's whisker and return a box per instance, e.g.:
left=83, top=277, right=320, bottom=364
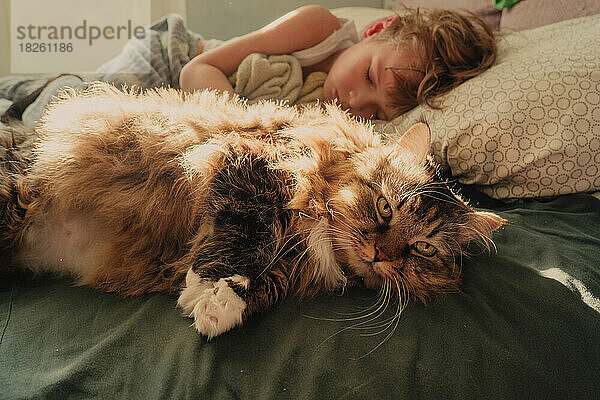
left=420, top=180, right=458, bottom=190
left=330, top=281, right=391, bottom=324
left=358, top=310, right=400, bottom=334
left=257, top=228, right=316, bottom=277
left=352, top=278, right=404, bottom=359
left=264, top=221, right=343, bottom=278
left=324, top=199, right=342, bottom=220
left=262, top=227, right=313, bottom=249
left=437, top=234, right=460, bottom=266
left=421, top=180, right=456, bottom=189
left=311, top=286, right=393, bottom=350
left=326, top=231, right=360, bottom=249
left=416, top=190, right=464, bottom=207
left=328, top=233, right=356, bottom=246
left=328, top=216, right=360, bottom=235
left=297, top=211, right=317, bottom=220
left=258, top=237, right=308, bottom=278
left=315, top=288, right=392, bottom=340
left=401, top=278, right=410, bottom=309
left=327, top=220, right=358, bottom=231
left=356, top=275, right=409, bottom=332
left=355, top=319, right=395, bottom=333
left=330, top=246, right=354, bottom=254
left=324, top=203, right=358, bottom=231
left=353, top=306, right=399, bottom=332
left=471, top=229, right=497, bottom=255
left=326, top=211, right=360, bottom=233
left=329, top=241, right=352, bottom=248
left=325, top=199, right=356, bottom=226
left=331, top=235, right=361, bottom=249
left=267, top=227, right=333, bottom=282
left=416, top=181, right=463, bottom=200
left=328, top=230, right=355, bottom=243
left=397, top=271, right=414, bottom=306
left=308, top=280, right=391, bottom=324
left=488, top=237, right=498, bottom=254
left=288, top=238, right=318, bottom=282
left=326, top=224, right=368, bottom=249
left=350, top=281, right=393, bottom=325
left=332, top=247, right=356, bottom=256
left=328, top=288, right=389, bottom=317
left=326, top=226, right=355, bottom=238
left=446, top=237, right=465, bottom=271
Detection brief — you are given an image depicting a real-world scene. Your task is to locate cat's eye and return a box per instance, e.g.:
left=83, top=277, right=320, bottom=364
left=412, top=241, right=437, bottom=257
left=376, top=196, right=392, bottom=221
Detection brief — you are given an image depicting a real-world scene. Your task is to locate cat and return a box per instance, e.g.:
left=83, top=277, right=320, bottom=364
left=0, top=83, right=505, bottom=338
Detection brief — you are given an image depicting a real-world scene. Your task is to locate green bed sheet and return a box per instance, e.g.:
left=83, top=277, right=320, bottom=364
left=1, top=194, right=599, bottom=399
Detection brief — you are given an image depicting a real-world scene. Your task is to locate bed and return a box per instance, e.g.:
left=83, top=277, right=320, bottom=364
left=1, top=3, right=600, bottom=399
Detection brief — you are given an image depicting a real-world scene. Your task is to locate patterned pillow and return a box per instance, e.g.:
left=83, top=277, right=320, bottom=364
left=395, top=0, right=502, bottom=31
left=375, top=14, right=600, bottom=200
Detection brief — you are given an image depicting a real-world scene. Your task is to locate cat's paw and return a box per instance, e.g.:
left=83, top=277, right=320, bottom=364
left=192, top=277, right=248, bottom=339
left=177, top=270, right=250, bottom=339
left=177, top=269, right=213, bottom=315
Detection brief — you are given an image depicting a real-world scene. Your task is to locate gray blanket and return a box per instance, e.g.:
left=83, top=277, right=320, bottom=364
left=0, top=14, right=325, bottom=127
left=0, top=14, right=202, bottom=126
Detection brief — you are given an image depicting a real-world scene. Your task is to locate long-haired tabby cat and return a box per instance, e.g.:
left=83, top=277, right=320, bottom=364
left=0, top=83, right=505, bottom=338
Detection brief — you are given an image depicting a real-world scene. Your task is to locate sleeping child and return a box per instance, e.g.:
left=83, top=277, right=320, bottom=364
left=180, top=5, right=497, bottom=121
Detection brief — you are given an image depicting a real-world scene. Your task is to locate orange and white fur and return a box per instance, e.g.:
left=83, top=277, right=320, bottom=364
left=0, top=83, right=505, bottom=338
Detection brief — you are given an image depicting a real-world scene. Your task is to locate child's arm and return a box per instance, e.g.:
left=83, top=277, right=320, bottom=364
left=179, top=5, right=340, bottom=93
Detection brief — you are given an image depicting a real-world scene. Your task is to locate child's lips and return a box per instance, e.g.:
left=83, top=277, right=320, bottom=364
left=332, top=90, right=340, bottom=104
left=332, top=90, right=347, bottom=110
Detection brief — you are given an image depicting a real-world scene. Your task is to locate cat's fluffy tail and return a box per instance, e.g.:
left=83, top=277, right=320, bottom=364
left=0, top=122, right=36, bottom=275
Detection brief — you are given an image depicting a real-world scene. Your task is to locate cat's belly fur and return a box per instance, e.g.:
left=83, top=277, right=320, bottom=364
left=16, top=210, right=110, bottom=281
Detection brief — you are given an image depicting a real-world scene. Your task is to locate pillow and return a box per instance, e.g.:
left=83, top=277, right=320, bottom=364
left=394, top=0, right=502, bottom=31
left=330, top=7, right=396, bottom=34
left=374, top=14, right=600, bottom=200
left=500, top=0, right=600, bottom=32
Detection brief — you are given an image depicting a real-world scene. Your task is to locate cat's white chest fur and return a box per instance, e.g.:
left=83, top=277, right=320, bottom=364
left=16, top=210, right=109, bottom=281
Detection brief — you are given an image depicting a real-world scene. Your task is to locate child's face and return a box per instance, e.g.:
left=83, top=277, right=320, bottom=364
left=323, top=39, right=423, bottom=121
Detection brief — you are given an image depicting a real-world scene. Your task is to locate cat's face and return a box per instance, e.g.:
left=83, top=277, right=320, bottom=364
left=327, top=123, right=505, bottom=301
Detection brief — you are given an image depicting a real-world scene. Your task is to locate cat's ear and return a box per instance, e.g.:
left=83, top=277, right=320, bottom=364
left=388, top=122, right=431, bottom=164
left=459, top=211, right=507, bottom=244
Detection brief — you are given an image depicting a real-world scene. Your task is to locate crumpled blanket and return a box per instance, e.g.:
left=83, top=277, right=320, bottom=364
left=228, top=53, right=302, bottom=105
left=0, top=14, right=202, bottom=126
left=0, top=14, right=326, bottom=127
left=227, top=53, right=326, bottom=105
left=296, top=71, right=327, bottom=105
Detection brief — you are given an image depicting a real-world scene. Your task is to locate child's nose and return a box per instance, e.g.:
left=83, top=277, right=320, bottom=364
left=348, top=90, right=362, bottom=107
left=349, top=90, right=377, bottom=119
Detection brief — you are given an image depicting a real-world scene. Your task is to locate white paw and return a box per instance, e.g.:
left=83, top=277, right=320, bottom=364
left=177, top=269, right=213, bottom=315
left=177, top=271, right=250, bottom=339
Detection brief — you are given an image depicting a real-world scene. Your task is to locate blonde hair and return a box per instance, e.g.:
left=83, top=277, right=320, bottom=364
left=375, top=8, right=497, bottom=116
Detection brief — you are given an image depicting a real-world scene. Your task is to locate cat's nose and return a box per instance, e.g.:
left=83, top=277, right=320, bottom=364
left=373, top=244, right=391, bottom=262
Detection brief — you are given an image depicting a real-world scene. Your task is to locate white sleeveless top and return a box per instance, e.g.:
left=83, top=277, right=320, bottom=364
left=203, top=18, right=359, bottom=68
left=291, top=18, right=359, bottom=67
